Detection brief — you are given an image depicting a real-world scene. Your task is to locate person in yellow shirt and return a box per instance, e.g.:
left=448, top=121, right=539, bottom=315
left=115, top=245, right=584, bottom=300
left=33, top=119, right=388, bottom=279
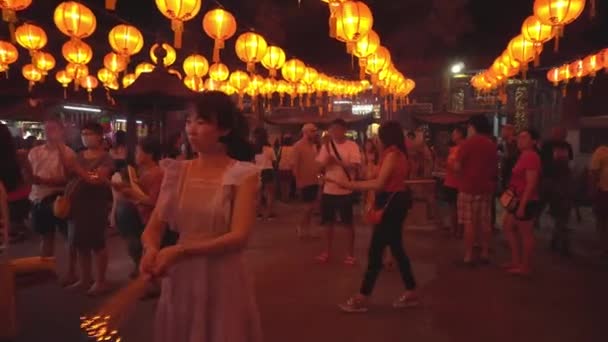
left=590, top=144, right=608, bottom=254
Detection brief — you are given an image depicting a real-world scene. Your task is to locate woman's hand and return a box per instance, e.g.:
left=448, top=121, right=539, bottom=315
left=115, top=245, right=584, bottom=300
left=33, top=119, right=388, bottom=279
left=139, top=248, right=159, bottom=275
left=153, top=245, right=184, bottom=276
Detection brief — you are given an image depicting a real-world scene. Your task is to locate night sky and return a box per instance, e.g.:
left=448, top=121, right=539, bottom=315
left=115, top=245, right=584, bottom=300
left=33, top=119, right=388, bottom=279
left=2, top=0, right=608, bottom=80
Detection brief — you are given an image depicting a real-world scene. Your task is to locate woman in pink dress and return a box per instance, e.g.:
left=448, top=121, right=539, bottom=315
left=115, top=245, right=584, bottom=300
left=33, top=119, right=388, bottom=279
left=140, top=92, right=262, bottom=342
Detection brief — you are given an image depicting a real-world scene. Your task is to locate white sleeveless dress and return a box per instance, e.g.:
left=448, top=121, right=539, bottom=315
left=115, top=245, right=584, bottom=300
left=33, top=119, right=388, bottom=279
left=154, top=159, right=262, bottom=342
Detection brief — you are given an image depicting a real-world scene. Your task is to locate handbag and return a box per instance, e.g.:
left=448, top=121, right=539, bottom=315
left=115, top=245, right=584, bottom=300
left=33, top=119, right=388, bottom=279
left=365, top=192, right=397, bottom=225
left=53, top=154, right=106, bottom=219
left=499, top=188, right=519, bottom=212
left=52, top=179, right=81, bottom=219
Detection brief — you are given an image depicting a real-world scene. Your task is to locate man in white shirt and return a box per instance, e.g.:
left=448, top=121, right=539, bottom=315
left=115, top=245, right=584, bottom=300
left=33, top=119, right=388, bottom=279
left=29, top=118, right=76, bottom=269
left=316, top=119, right=361, bottom=265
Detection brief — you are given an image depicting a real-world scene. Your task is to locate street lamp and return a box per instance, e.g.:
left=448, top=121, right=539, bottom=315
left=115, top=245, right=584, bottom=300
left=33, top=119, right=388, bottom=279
left=450, top=62, right=465, bottom=74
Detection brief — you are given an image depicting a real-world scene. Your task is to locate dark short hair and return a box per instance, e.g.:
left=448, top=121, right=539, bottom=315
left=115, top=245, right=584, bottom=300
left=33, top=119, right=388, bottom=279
left=453, top=126, right=467, bottom=138
left=468, top=115, right=492, bottom=135
left=44, top=116, right=64, bottom=128
left=81, top=121, right=104, bottom=136
left=330, top=118, right=347, bottom=128
left=191, top=91, right=254, bottom=162
left=138, top=137, right=162, bottom=161
left=378, top=121, right=407, bottom=156
left=520, top=128, right=540, bottom=141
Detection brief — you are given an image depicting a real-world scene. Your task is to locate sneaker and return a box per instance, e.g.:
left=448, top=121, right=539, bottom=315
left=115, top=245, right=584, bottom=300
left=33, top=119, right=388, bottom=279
left=392, top=293, right=420, bottom=308
left=339, top=296, right=369, bottom=313
left=344, top=256, right=357, bottom=266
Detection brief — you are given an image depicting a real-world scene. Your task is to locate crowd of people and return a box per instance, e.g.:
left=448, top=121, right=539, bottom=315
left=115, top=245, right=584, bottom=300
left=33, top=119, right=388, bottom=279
left=0, top=91, right=607, bottom=341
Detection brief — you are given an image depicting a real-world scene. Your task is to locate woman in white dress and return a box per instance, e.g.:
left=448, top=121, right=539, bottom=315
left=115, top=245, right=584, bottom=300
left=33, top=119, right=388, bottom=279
left=140, top=92, right=262, bottom=342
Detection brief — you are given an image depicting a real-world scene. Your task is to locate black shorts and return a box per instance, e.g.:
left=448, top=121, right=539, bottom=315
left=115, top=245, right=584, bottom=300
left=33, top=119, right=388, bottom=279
left=300, top=185, right=319, bottom=203
left=512, top=200, right=542, bottom=221
left=321, top=194, right=354, bottom=226
left=443, top=186, right=458, bottom=204
left=261, top=169, right=275, bottom=185
left=30, top=194, right=68, bottom=236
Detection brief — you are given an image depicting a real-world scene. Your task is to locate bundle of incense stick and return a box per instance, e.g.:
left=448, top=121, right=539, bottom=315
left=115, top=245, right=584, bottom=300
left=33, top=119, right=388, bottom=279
left=80, top=275, right=152, bottom=341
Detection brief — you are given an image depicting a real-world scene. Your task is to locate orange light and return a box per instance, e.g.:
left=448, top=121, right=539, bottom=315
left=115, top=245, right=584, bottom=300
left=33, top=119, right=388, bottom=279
left=54, top=1, right=97, bottom=39
left=202, top=8, right=237, bottom=63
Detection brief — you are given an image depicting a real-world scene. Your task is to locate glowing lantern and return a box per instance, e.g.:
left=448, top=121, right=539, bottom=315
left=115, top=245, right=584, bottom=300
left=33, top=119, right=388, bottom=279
left=183, top=54, right=209, bottom=77
left=220, top=83, right=236, bottom=96
left=97, top=68, right=116, bottom=84
left=558, top=64, right=572, bottom=81
left=150, top=43, right=176, bottom=66
left=62, top=39, right=93, bottom=65
left=106, top=79, right=119, bottom=90
left=155, top=0, right=201, bottom=48
left=322, top=0, right=346, bottom=38
left=569, top=59, right=586, bottom=82
left=15, top=23, right=47, bottom=54
left=54, top=1, right=97, bottom=39
left=599, top=48, right=608, bottom=70
left=122, top=73, right=137, bottom=88
left=353, top=30, right=380, bottom=79
left=302, top=67, right=319, bottom=86
left=0, top=40, right=19, bottom=71
left=33, top=52, right=55, bottom=75
left=261, top=46, right=286, bottom=78
left=66, top=63, right=88, bottom=80
left=533, top=0, right=586, bottom=51
left=1, top=0, right=32, bottom=41
left=499, top=53, right=521, bottom=77
left=204, top=78, right=222, bottom=91
left=135, top=62, right=155, bottom=77
left=109, top=24, right=144, bottom=58
left=583, top=53, right=602, bottom=77
left=55, top=70, right=72, bottom=98
left=202, top=8, right=237, bottom=63
left=507, top=35, right=538, bottom=77
left=103, top=52, right=128, bottom=73
left=22, top=63, right=41, bottom=91
left=235, top=32, right=268, bottom=73
left=209, top=62, right=230, bottom=81
left=336, top=1, right=373, bottom=50
left=229, top=70, right=251, bottom=108
left=521, top=16, right=554, bottom=65
left=281, top=58, right=306, bottom=84
left=183, top=75, right=204, bottom=92
left=79, top=75, right=98, bottom=101
left=365, top=46, right=391, bottom=84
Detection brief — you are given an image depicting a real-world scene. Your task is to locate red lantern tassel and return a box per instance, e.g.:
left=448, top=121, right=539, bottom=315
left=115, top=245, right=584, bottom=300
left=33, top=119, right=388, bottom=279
left=105, top=0, right=117, bottom=10
left=171, top=20, right=183, bottom=49
left=590, top=0, right=596, bottom=19
left=212, top=40, right=222, bottom=63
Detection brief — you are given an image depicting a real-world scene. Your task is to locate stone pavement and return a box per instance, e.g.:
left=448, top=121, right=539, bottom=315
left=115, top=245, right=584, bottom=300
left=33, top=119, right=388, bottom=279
left=6, top=202, right=608, bottom=342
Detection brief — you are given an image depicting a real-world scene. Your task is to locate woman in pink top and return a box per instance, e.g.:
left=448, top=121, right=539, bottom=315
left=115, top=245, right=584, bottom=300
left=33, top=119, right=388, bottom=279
left=503, top=129, right=542, bottom=276
left=326, top=121, right=418, bottom=313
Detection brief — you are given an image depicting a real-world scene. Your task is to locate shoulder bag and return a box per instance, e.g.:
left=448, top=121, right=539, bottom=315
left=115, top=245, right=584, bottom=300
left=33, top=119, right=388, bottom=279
left=366, top=192, right=397, bottom=225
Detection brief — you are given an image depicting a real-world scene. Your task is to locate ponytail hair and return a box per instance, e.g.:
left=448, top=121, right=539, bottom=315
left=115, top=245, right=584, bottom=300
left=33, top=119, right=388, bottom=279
left=192, top=91, right=254, bottom=162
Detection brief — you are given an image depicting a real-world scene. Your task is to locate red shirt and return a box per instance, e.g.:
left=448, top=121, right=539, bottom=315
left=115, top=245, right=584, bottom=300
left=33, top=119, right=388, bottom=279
left=509, top=150, right=541, bottom=200
left=379, top=146, right=408, bottom=192
left=456, top=135, right=498, bottom=195
left=444, top=145, right=460, bottom=189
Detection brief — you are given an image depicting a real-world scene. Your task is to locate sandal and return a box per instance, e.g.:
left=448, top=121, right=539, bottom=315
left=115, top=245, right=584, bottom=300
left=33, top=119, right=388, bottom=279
left=344, top=256, right=356, bottom=265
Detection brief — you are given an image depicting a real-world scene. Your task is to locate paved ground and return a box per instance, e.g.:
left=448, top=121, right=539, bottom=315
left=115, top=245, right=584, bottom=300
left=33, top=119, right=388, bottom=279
left=6, top=203, right=608, bottom=342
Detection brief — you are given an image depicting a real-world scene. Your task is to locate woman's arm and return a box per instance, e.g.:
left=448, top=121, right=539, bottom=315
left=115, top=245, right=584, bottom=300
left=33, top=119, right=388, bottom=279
left=140, top=207, right=167, bottom=252
left=335, top=152, right=397, bottom=191
left=0, top=182, right=10, bottom=248
left=179, top=173, right=258, bottom=256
